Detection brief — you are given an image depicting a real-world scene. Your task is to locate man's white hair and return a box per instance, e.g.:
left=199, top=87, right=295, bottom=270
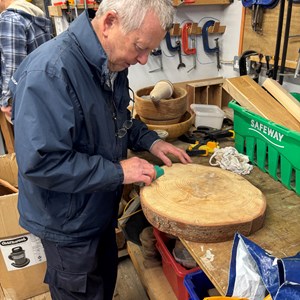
left=96, top=0, right=174, bottom=33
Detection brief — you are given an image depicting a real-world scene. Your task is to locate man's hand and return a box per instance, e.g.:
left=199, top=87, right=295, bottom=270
left=120, top=157, right=156, bottom=186
left=149, top=140, right=192, bottom=167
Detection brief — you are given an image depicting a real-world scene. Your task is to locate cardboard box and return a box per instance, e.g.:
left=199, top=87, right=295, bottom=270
left=0, top=168, right=49, bottom=299
left=0, top=154, right=18, bottom=188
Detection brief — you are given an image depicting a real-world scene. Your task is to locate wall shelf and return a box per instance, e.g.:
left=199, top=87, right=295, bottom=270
left=48, top=0, right=233, bottom=17
left=48, top=3, right=98, bottom=17
left=169, top=22, right=226, bottom=37
left=173, top=0, right=233, bottom=6
left=249, top=55, right=298, bottom=70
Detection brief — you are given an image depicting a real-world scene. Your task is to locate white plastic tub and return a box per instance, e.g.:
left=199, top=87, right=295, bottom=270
left=190, top=104, right=224, bottom=129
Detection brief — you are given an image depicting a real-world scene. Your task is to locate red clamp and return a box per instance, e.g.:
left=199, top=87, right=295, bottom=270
left=181, top=23, right=196, bottom=55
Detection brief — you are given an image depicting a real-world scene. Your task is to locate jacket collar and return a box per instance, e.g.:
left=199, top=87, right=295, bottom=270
left=68, top=11, right=111, bottom=87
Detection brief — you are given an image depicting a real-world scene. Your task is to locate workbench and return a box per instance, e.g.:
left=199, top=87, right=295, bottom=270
left=129, top=139, right=300, bottom=297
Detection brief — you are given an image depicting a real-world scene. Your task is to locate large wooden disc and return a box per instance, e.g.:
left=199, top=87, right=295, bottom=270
left=140, top=163, right=266, bottom=243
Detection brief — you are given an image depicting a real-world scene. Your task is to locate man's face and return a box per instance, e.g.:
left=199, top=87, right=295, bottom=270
left=102, top=10, right=166, bottom=72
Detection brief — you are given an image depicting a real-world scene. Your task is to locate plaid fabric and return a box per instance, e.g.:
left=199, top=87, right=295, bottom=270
left=0, top=9, right=51, bottom=107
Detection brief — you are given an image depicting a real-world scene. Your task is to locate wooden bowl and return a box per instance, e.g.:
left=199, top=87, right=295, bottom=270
left=135, top=86, right=187, bottom=124
left=136, top=111, right=195, bottom=141
left=139, top=115, right=181, bottom=125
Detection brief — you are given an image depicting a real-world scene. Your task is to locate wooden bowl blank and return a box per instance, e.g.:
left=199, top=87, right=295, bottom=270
left=140, top=164, right=267, bottom=243
left=136, top=111, right=195, bottom=141
left=135, top=86, right=187, bottom=124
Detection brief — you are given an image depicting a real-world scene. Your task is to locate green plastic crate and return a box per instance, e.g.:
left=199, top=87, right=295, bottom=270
left=229, top=100, right=300, bottom=195
left=291, top=92, right=300, bottom=102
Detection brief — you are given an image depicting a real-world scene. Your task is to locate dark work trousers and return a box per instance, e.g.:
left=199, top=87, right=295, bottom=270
left=41, top=224, right=118, bottom=300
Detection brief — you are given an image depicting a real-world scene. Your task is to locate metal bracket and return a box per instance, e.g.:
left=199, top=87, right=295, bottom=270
left=149, top=47, right=163, bottom=73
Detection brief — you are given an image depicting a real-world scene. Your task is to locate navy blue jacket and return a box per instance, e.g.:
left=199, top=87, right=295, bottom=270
left=9, top=11, right=159, bottom=242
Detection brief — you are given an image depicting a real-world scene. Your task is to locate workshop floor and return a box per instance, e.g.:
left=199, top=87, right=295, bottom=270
left=114, top=255, right=149, bottom=299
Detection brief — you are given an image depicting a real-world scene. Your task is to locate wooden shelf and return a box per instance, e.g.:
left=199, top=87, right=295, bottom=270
left=48, top=3, right=98, bottom=17
left=169, top=22, right=226, bottom=37
left=0, top=112, right=14, bottom=154
left=250, top=55, right=298, bottom=70
left=173, top=0, right=233, bottom=6
left=48, top=0, right=232, bottom=17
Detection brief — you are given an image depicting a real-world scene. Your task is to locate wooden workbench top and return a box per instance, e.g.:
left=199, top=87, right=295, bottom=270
left=129, top=139, right=300, bottom=295
left=181, top=167, right=300, bottom=295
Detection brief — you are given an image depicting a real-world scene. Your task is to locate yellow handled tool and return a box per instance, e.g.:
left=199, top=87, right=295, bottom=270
left=186, top=141, right=219, bottom=156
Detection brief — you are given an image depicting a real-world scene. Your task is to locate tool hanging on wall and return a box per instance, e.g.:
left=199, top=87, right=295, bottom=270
left=149, top=46, right=163, bottom=73
left=265, top=55, right=274, bottom=78
left=242, top=0, right=279, bottom=33
left=176, top=40, right=186, bottom=69
left=165, top=32, right=186, bottom=69
left=181, top=23, right=197, bottom=72
left=214, top=38, right=221, bottom=71
left=239, top=50, right=258, bottom=76
left=65, top=0, right=74, bottom=23
left=278, top=0, right=294, bottom=84
left=294, top=48, right=300, bottom=79
left=202, top=20, right=221, bottom=71
left=187, top=37, right=197, bottom=73
left=253, top=53, right=264, bottom=81
left=166, top=22, right=226, bottom=71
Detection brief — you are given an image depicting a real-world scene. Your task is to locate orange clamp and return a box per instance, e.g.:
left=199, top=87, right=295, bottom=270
left=181, top=23, right=196, bottom=55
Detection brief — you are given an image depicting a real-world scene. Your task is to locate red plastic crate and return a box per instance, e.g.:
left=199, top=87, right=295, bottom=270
left=153, top=228, right=200, bottom=300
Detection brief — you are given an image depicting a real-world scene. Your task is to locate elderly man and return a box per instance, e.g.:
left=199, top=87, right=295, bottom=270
left=10, top=0, right=191, bottom=299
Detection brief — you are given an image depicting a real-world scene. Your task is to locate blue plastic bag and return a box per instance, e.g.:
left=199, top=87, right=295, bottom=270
left=226, top=233, right=300, bottom=300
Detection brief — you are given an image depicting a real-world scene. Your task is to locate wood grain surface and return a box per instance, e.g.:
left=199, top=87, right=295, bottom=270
left=223, top=75, right=300, bottom=131
left=140, top=163, right=266, bottom=243
left=181, top=169, right=300, bottom=295
left=262, top=78, right=300, bottom=123
left=130, top=139, right=300, bottom=296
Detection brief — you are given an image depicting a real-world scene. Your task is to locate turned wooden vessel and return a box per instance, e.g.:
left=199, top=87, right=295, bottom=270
left=135, top=86, right=187, bottom=125
left=135, top=111, right=195, bottom=141
left=140, top=163, right=267, bottom=243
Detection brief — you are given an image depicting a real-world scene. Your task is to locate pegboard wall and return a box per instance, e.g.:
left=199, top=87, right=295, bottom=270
left=241, top=2, right=300, bottom=68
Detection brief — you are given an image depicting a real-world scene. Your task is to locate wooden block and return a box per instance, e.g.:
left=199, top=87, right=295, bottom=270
left=222, top=75, right=300, bottom=132
left=212, top=21, right=220, bottom=32
left=116, top=227, right=126, bottom=249
left=48, top=5, right=63, bottom=17
left=208, top=25, right=226, bottom=34
left=173, top=0, right=232, bottom=5
left=187, top=77, right=224, bottom=88
left=185, top=77, right=225, bottom=109
left=127, top=241, right=177, bottom=300
left=262, top=78, right=300, bottom=123
left=0, top=112, right=14, bottom=153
